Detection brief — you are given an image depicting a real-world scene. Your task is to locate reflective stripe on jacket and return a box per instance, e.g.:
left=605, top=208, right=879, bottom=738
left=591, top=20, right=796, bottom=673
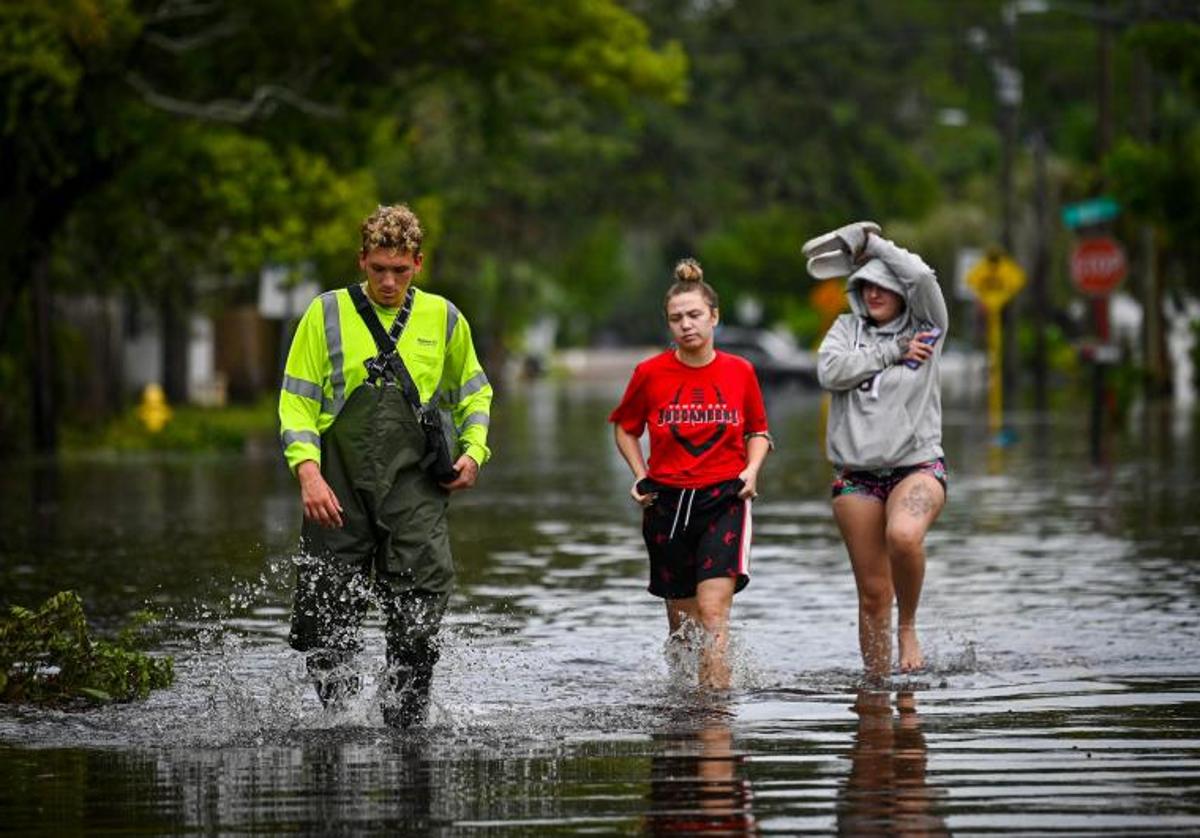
left=278, top=285, right=492, bottom=472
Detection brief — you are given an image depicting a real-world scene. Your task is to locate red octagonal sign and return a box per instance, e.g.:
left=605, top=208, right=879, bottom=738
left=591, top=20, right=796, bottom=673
left=1070, top=236, right=1127, bottom=296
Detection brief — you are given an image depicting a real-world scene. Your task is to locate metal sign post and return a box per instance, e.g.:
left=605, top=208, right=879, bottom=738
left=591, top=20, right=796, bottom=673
left=1070, top=234, right=1127, bottom=462
left=966, top=252, right=1027, bottom=437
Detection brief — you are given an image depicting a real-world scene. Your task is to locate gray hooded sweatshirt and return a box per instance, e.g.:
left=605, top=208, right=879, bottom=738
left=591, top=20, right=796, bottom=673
left=817, top=235, right=948, bottom=470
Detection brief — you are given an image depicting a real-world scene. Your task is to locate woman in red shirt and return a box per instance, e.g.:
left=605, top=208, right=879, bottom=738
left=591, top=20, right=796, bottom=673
left=610, top=258, right=772, bottom=689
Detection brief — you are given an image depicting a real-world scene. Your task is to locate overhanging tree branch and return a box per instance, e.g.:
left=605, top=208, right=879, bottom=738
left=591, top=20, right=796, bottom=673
left=143, top=17, right=243, bottom=54
left=145, top=0, right=224, bottom=25
left=125, top=72, right=344, bottom=121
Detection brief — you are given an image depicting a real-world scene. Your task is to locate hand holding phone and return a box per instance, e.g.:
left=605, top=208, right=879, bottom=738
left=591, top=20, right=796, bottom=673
left=903, top=327, right=942, bottom=369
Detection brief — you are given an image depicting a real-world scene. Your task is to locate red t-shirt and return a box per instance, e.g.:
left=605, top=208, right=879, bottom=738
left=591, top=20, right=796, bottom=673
left=609, top=350, right=769, bottom=488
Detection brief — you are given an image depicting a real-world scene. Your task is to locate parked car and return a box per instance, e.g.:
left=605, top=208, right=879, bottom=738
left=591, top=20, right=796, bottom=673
left=715, top=326, right=819, bottom=388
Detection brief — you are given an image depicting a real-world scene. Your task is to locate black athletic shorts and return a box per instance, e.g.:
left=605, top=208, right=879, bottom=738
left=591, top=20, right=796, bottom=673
left=637, top=476, right=752, bottom=600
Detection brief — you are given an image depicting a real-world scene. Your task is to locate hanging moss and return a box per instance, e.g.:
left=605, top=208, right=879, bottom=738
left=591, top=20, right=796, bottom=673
left=0, top=591, right=174, bottom=707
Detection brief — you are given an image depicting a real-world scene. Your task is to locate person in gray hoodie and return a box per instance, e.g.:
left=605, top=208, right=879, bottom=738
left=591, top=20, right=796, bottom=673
left=806, top=222, right=948, bottom=681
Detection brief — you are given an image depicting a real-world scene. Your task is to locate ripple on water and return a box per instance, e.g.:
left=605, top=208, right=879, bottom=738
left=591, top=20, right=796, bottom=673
left=2, top=391, right=1199, bottom=832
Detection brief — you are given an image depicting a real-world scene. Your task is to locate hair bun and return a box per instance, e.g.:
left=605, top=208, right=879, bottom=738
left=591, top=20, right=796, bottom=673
left=673, top=257, right=703, bottom=284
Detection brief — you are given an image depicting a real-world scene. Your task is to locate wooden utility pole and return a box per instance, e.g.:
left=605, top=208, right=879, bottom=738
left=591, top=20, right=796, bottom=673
left=997, top=8, right=1022, bottom=411
left=1030, top=131, right=1050, bottom=411
left=1132, top=0, right=1167, bottom=394
left=1096, top=0, right=1114, bottom=162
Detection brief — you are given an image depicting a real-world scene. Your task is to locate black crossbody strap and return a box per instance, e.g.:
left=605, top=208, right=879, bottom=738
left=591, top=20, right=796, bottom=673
left=346, top=283, right=422, bottom=407
left=347, top=283, right=414, bottom=352
left=387, top=288, right=415, bottom=342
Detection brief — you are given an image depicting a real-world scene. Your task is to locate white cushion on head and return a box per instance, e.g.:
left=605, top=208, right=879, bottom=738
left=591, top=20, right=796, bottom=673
left=802, top=230, right=846, bottom=259
left=801, top=221, right=881, bottom=259
left=807, top=250, right=853, bottom=279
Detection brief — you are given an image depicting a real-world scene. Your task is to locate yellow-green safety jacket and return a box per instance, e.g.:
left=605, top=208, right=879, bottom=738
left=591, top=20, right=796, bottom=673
left=279, top=284, right=492, bottom=473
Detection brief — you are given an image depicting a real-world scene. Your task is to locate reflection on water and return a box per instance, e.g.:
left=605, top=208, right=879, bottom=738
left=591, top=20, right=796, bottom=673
left=1, top=383, right=1199, bottom=832
left=838, top=691, right=947, bottom=837
left=0, top=737, right=439, bottom=834
left=645, top=706, right=756, bottom=835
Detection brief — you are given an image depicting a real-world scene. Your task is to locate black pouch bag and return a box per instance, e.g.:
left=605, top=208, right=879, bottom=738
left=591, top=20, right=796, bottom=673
left=413, top=399, right=460, bottom=484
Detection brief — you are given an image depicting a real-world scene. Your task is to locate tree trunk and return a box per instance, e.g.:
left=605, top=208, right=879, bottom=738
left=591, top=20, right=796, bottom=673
left=0, top=276, right=20, bottom=349
left=30, top=254, right=58, bottom=453
left=160, top=286, right=190, bottom=405
left=1132, top=17, right=1170, bottom=398
left=9, top=155, right=120, bottom=452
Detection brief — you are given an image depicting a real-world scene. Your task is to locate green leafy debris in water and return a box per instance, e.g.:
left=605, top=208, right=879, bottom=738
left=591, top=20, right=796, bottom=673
left=0, top=591, right=174, bottom=707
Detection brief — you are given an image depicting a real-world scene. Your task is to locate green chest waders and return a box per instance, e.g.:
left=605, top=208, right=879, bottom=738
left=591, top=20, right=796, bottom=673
left=289, top=352, right=454, bottom=728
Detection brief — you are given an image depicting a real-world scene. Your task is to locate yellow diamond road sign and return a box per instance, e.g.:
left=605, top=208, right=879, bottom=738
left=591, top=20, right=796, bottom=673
left=966, top=254, right=1026, bottom=310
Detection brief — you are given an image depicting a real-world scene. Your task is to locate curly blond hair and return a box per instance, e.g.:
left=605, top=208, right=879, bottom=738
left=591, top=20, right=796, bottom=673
left=360, top=204, right=423, bottom=256
left=664, top=257, right=719, bottom=312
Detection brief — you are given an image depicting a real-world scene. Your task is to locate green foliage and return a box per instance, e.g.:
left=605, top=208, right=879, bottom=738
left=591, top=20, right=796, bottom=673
left=0, top=0, right=140, bottom=188
left=59, top=125, right=377, bottom=297
left=921, top=122, right=1002, bottom=193
left=1, top=0, right=691, bottom=451
left=64, top=398, right=276, bottom=453
left=1107, top=359, right=1147, bottom=419
left=554, top=220, right=634, bottom=346
left=888, top=201, right=992, bottom=288
left=1107, top=20, right=1200, bottom=294
left=1106, top=138, right=1174, bottom=222
left=1017, top=320, right=1080, bottom=378
left=0, top=591, right=174, bottom=707
left=362, top=1, right=688, bottom=350
left=1125, top=21, right=1200, bottom=96
left=491, top=0, right=687, bottom=108
left=6, top=0, right=1200, bottom=432
left=699, top=206, right=817, bottom=336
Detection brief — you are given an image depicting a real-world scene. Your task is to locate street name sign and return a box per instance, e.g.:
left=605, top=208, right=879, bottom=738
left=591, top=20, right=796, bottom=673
left=1061, top=196, right=1120, bottom=230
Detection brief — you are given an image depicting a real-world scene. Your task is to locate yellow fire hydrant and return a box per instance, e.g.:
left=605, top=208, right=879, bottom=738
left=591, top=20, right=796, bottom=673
left=136, top=383, right=173, bottom=433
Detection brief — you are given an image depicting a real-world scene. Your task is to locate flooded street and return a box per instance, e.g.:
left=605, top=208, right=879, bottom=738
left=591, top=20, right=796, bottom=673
left=2, top=380, right=1199, bottom=834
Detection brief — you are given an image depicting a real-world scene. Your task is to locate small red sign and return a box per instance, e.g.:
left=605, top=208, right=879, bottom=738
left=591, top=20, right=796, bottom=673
left=1070, top=237, right=1127, bottom=296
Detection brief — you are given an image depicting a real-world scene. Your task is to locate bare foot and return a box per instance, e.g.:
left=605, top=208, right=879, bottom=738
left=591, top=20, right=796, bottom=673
left=897, top=624, right=924, bottom=672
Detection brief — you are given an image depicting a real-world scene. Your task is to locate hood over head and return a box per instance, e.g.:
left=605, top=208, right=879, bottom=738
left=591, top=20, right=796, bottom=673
left=846, top=257, right=909, bottom=327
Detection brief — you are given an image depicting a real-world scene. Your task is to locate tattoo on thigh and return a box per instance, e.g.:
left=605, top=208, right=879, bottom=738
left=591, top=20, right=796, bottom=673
left=901, top=484, right=936, bottom=517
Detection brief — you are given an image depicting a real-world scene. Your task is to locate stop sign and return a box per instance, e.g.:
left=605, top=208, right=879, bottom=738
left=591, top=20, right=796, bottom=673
left=1070, top=237, right=1127, bottom=295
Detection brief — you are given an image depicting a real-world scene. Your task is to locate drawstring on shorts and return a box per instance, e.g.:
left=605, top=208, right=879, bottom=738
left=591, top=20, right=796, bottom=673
left=668, top=488, right=697, bottom=541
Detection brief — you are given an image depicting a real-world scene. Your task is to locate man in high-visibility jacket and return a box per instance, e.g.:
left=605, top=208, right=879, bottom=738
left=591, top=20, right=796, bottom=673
left=278, top=204, right=492, bottom=727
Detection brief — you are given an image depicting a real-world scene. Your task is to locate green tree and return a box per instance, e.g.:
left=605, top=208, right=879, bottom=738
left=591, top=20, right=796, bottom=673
left=594, top=0, right=999, bottom=341
left=0, top=0, right=686, bottom=451
left=1107, top=21, right=1200, bottom=288
left=364, top=3, right=685, bottom=363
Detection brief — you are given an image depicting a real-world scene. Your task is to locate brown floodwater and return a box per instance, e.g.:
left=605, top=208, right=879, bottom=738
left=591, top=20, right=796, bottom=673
left=1, top=380, right=1198, bottom=834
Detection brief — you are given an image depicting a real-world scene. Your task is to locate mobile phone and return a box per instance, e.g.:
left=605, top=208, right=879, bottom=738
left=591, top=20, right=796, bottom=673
left=903, top=327, right=942, bottom=369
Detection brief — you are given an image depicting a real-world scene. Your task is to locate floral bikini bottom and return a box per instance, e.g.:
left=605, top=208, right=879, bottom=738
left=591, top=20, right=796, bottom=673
left=831, top=458, right=948, bottom=503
